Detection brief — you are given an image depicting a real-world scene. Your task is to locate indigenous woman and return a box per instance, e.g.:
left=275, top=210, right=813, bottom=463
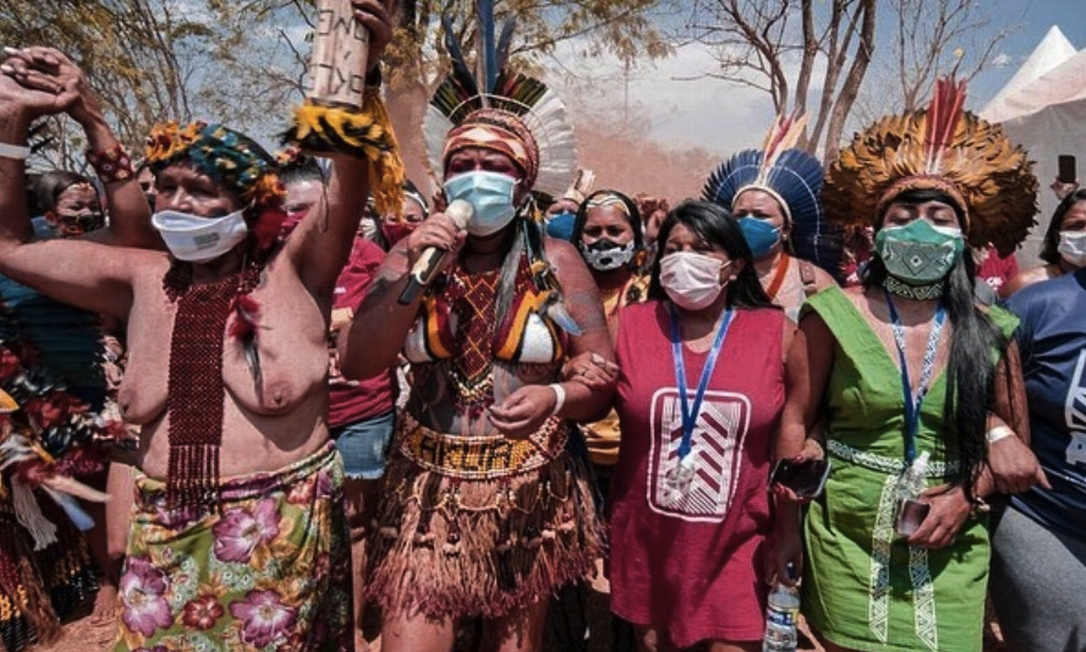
left=704, top=115, right=838, bottom=319
left=569, top=189, right=648, bottom=482
left=0, top=4, right=398, bottom=649
left=605, top=200, right=787, bottom=652
left=339, top=25, right=611, bottom=652
left=775, top=79, right=1040, bottom=652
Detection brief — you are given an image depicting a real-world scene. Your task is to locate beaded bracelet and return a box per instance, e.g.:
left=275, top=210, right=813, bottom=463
left=86, top=143, right=135, bottom=184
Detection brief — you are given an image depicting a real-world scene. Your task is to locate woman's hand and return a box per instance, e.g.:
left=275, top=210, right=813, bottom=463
left=767, top=503, right=804, bottom=587
left=1051, top=177, right=1080, bottom=201
left=987, top=434, right=1050, bottom=494
left=561, top=351, right=619, bottom=391
left=402, top=212, right=466, bottom=271
left=906, top=484, right=972, bottom=549
left=1, top=47, right=101, bottom=126
left=351, top=0, right=394, bottom=71
left=487, top=384, right=556, bottom=439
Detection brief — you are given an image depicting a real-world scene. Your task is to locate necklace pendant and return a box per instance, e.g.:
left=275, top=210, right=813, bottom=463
left=666, top=452, right=697, bottom=498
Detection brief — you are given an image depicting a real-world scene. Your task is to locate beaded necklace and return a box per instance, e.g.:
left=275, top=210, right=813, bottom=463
left=163, top=260, right=261, bottom=507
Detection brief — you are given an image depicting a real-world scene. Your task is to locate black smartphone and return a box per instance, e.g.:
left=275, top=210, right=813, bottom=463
left=770, top=458, right=831, bottom=498
left=894, top=499, right=931, bottom=537
left=1058, top=154, right=1077, bottom=183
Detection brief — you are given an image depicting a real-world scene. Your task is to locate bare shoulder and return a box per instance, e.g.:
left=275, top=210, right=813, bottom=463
left=544, top=237, right=593, bottom=286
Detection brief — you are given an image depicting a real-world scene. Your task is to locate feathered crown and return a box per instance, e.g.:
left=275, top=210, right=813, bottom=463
left=703, top=114, right=839, bottom=271
left=424, top=9, right=576, bottom=198
left=824, top=78, right=1038, bottom=256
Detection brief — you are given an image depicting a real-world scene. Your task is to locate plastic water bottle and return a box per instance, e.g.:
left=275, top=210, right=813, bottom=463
left=893, top=450, right=930, bottom=536
left=763, top=563, right=800, bottom=652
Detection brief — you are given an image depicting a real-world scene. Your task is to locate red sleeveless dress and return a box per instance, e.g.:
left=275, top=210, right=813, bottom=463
left=610, top=300, right=785, bottom=647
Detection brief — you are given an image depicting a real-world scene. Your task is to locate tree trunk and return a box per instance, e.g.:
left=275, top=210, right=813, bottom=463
left=822, top=0, right=876, bottom=162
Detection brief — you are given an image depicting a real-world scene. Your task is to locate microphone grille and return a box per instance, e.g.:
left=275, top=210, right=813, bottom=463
left=445, top=199, right=474, bottom=229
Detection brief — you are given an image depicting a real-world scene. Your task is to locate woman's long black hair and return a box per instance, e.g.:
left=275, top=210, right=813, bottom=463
left=1039, top=188, right=1086, bottom=265
left=866, top=188, right=1007, bottom=497
left=647, top=199, right=773, bottom=310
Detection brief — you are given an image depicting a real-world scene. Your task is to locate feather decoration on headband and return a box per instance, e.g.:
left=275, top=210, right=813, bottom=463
left=703, top=115, right=840, bottom=276
left=562, top=169, right=596, bottom=204
left=924, top=78, right=967, bottom=174
left=760, top=113, right=808, bottom=179
left=423, top=9, right=577, bottom=198
left=824, top=77, right=1037, bottom=256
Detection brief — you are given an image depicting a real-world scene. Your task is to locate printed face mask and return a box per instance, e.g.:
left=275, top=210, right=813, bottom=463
left=152, top=209, right=249, bottom=262
left=659, top=251, right=728, bottom=310
left=580, top=238, right=636, bottom=271
left=874, top=219, right=964, bottom=284
left=737, top=217, right=781, bottom=258
left=443, top=170, right=519, bottom=237
left=1058, top=230, right=1086, bottom=267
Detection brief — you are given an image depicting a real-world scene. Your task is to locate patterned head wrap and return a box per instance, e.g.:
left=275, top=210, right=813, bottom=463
left=824, top=79, right=1038, bottom=256
left=443, top=108, right=540, bottom=189
left=145, top=121, right=286, bottom=253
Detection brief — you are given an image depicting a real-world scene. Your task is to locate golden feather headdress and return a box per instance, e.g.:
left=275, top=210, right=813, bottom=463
left=824, top=79, right=1038, bottom=256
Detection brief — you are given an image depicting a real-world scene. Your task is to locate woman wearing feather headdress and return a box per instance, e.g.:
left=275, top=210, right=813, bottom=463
left=338, top=13, right=611, bottom=652
left=703, top=115, right=838, bottom=320
left=0, top=3, right=399, bottom=649
left=774, top=79, right=1044, bottom=652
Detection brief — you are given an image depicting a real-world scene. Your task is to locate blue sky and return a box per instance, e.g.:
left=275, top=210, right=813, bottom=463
left=971, top=0, right=1086, bottom=105
left=546, top=0, right=1086, bottom=154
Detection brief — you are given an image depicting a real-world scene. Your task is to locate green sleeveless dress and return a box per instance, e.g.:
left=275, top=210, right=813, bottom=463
left=800, top=285, right=1017, bottom=652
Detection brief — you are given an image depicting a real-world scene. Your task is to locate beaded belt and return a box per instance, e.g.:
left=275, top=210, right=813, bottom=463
left=399, top=414, right=568, bottom=480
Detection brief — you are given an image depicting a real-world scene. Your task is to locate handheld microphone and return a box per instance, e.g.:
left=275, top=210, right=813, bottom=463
left=397, top=199, right=473, bottom=305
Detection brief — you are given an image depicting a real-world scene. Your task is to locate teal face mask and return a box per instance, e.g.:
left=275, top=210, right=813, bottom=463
left=443, top=170, right=519, bottom=237
left=875, top=219, right=964, bottom=284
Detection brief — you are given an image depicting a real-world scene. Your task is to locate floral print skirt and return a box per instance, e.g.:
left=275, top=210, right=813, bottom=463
left=113, top=442, right=353, bottom=652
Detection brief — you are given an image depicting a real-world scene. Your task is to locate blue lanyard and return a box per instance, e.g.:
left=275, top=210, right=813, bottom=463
left=669, top=303, right=734, bottom=460
left=884, top=290, right=946, bottom=463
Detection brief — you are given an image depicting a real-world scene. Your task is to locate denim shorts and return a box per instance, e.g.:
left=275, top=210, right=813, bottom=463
left=330, top=410, right=395, bottom=480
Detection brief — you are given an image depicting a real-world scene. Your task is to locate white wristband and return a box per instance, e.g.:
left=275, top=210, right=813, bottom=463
left=549, top=383, right=566, bottom=417
left=0, top=142, right=30, bottom=160
left=986, top=425, right=1014, bottom=444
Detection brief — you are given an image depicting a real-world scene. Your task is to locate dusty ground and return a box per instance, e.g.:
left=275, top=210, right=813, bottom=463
left=36, top=588, right=1009, bottom=652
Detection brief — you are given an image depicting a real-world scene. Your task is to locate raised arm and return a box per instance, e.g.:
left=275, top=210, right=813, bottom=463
left=2, top=47, right=159, bottom=249
left=284, top=0, right=394, bottom=299
left=0, top=68, right=135, bottom=320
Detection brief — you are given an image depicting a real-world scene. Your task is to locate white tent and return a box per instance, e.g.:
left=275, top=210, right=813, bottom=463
left=980, top=26, right=1086, bottom=266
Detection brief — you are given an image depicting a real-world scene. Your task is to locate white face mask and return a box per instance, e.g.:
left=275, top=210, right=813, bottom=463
left=1058, top=230, right=1086, bottom=267
left=659, top=251, right=728, bottom=311
left=152, top=209, right=249, bottom=262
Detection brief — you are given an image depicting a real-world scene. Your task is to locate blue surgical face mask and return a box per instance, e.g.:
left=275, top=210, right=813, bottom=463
left=443, top=170, right=519, bottom=237
left=737, top=217, right=781, bottom=258
left=545, top=210, right=577, bottom=241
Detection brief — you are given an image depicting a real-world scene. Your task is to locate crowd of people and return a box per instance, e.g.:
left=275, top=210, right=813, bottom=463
left=0, top=4, right=1083, bottom=652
